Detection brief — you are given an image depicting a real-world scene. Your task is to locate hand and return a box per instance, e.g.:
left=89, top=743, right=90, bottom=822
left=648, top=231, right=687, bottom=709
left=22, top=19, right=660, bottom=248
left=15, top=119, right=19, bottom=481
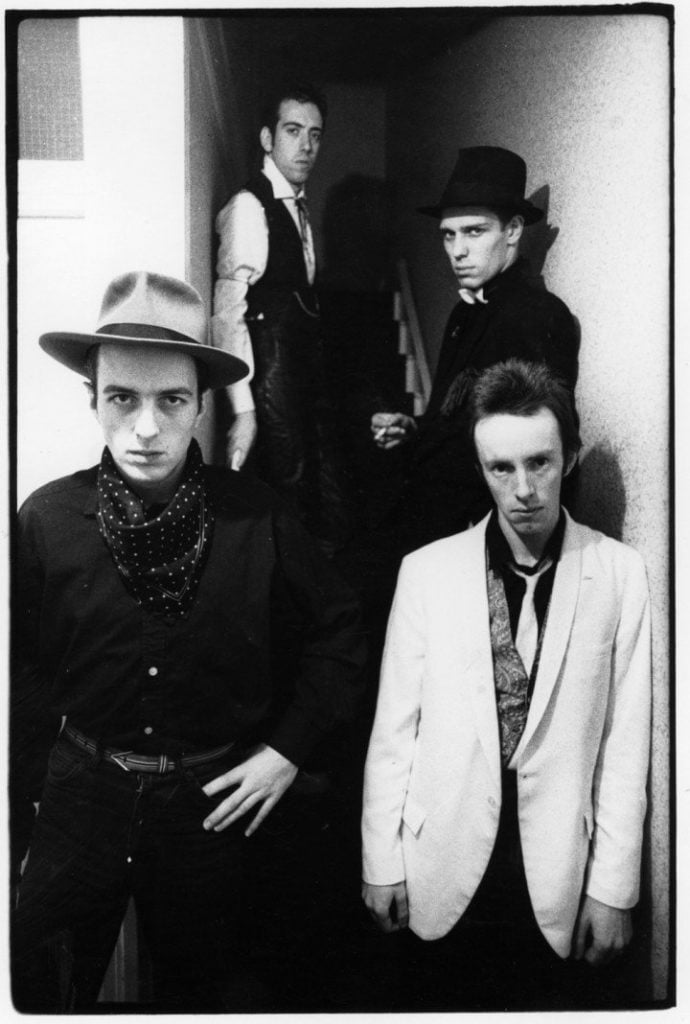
left=226, top=410, right=258, bottom=470
left=371, top=412, right=417, bottom=450
left=202, top=744, right=298, bottom=837
left=362, top=880, right=409, bottom=933
left=572, top=895, right=633, bottom=965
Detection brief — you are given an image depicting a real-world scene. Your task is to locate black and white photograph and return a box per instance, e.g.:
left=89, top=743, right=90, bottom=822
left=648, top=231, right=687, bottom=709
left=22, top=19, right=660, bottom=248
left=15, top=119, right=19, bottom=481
left=7, top=1, right=678, bottom=1015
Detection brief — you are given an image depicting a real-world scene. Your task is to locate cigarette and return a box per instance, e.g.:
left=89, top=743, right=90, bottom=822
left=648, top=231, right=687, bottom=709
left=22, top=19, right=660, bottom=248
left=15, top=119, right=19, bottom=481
left=374, top=427, right=387, bottom=441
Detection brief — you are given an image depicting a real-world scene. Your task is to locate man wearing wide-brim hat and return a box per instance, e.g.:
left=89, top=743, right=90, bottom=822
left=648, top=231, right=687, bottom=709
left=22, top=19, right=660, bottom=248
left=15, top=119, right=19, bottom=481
left=371, top=146, right=579, bottom=554
left=11, top=271, right=365, bottom=1012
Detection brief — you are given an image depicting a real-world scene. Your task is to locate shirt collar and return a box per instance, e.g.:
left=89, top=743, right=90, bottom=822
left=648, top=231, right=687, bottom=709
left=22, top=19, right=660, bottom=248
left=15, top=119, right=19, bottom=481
left=486, top=508, right=565, bottom=573
left=262, top=154, right=305, bottom=202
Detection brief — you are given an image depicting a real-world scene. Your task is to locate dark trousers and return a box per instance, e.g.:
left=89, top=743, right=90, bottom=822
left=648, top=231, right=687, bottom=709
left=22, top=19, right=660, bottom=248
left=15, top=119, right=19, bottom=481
left=12, top=735, right=259, bottom=1013
left=400, top=770, right=629, bottom=1012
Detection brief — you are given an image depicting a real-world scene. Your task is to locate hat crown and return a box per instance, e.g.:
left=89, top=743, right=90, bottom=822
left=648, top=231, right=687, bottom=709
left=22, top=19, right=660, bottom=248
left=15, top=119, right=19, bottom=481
left=96, top=271, right=208, bottom=345
left=448, top=146, right=527, bottom=196
left=419, top=145, right=542, bottom=224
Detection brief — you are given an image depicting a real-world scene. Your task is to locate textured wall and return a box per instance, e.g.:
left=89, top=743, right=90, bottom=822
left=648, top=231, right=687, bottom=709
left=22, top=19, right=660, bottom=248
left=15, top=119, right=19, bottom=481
left=387, top=13, right=670, bottom=1000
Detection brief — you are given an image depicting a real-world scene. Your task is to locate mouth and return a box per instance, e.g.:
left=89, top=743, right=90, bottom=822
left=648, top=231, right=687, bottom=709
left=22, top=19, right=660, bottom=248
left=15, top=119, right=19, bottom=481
left=128, top=450, right=164, bottom=461
left=512, top=507, right=542, bottom=518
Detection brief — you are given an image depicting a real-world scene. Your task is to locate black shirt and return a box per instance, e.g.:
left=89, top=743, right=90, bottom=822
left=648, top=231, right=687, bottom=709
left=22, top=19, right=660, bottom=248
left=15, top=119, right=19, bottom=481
left=485, top=509, right=566, bottom=640
left=12, top=464, right=366, bottom=773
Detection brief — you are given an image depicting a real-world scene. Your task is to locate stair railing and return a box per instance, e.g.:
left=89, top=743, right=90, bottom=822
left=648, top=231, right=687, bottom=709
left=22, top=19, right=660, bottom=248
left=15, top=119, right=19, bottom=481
left=393, top=259, right=432, bottom=415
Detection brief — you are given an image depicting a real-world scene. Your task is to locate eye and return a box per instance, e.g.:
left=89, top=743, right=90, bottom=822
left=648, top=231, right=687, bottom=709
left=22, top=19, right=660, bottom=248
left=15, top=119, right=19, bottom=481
left=467, top=228, right=485, bottom=237
left=162, top=395, right=187, bottom=408
left=109, top=393, right=133, bottom=405
left=531, top=456, right=549, bottom=470
left=491, top=463, right=510, bottom=476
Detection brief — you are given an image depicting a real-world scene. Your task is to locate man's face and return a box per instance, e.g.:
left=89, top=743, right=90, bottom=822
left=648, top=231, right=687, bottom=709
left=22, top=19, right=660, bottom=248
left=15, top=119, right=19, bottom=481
left=92, top=344, right=206, bottom=504
left=474, top=407, right=575, bottom=555
left=260, top=99, right=323, bottom=190
left=440, top=207, right=523, bottom=290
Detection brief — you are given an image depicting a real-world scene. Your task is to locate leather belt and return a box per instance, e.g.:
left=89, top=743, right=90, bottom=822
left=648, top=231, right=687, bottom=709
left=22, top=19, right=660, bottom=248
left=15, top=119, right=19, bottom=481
left=63, top=724, right=235, bottom=775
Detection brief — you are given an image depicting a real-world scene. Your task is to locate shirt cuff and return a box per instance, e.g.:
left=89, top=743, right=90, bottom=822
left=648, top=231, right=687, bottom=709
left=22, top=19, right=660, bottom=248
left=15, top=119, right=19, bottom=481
left=266, top=706, right=325, bottom=767
left=228, top=381, right=255, bottom=414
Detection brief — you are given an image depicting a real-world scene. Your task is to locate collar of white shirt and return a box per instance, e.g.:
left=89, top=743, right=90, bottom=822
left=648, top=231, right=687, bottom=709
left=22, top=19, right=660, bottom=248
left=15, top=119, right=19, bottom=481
left=262, top=154, right=306, bottom=203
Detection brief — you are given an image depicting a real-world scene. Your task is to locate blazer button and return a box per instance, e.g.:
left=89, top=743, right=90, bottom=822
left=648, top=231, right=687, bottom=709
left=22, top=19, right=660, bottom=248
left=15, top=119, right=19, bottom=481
left=488, top=796, right=498, bottom=809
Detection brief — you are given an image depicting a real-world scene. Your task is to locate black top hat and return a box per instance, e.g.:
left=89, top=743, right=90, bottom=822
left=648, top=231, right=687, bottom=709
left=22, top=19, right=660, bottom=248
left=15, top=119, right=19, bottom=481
left=418, top=146, right=543, bottom=224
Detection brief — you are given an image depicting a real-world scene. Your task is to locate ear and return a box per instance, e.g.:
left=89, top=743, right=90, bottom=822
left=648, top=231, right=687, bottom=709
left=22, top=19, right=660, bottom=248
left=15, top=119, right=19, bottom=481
left=506, top=215, right=524, bottom=246
left=84, top=381, right=98, bottom=416
left=260, top=126, right=273, bottom=155
left=563, top=449, right=578, bottom=477
left=195, top=389, right=210, bottom=426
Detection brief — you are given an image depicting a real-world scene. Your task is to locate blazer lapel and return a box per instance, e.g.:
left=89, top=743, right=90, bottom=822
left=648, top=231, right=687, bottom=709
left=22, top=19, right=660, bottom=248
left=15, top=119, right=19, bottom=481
left=458, top=518, right=502, bottom=792
left=511, top=511, right=584, bottom=761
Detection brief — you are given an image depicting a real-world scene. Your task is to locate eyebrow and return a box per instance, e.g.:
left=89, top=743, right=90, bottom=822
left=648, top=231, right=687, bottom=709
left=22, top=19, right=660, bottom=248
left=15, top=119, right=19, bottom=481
left=101, top=384, right=195, bottom=396
left=282, top=120, right=321, bottom=132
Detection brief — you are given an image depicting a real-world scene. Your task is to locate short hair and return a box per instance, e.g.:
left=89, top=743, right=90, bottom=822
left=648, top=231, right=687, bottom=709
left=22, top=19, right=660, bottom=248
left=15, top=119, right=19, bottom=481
left=468, top=359, right=581, bottom=458
left=260, top=80, right=328, bottom=136
left=84, top=344, right=209, bottom=407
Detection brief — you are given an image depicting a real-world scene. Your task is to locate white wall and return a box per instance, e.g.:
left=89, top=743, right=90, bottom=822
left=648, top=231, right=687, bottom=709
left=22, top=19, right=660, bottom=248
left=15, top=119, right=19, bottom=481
left=17, top=17, right=188, bottom=504
left=387, top=12, right=670, bottom=999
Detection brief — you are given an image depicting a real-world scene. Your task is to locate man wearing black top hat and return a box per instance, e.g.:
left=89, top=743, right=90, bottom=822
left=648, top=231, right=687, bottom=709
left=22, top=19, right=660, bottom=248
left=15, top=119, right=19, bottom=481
left=11, top=271, right=365, bottom=1012
left=372, top=146, right=578, bottom=554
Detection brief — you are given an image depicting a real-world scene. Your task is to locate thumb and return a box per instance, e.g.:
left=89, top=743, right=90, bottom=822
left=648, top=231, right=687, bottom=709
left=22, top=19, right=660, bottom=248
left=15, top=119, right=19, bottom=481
left=573, top=914, right=588, bottom=960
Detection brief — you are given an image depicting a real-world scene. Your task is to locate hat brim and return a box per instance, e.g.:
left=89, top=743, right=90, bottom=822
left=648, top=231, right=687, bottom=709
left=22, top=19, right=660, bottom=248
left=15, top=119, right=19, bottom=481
left=38, top=331, right=248, bottom=390
left=417, top=199, right=544, bottom=225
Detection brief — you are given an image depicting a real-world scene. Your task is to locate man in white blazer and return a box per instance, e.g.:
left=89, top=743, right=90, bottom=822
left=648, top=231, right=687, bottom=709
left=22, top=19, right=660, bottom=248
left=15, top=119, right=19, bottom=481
left=361, top=359, right=651, bottom=1010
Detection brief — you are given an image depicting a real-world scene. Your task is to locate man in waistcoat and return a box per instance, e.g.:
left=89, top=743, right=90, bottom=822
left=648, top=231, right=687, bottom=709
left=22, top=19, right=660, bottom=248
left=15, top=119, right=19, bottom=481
left=362, top=360, right=651, bottom=1010
left=371, top=147, right=579, bottom=554
left=212, top=80, right=347, bottom=552
left=11, top=271, right=365, bottom=1012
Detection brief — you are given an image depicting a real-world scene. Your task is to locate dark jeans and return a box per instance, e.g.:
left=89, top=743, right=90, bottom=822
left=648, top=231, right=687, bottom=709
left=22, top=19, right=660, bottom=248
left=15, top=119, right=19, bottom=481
left=12, top=735, right=258, bottom=1013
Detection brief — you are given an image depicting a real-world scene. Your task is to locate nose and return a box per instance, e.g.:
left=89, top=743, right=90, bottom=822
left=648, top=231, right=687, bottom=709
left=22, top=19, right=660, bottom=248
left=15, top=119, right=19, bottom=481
left=514, top=467, right=535, bottom=502
left=452, top=236, right=469, bottom=259
left=300, top=131, right=313, bottom=154
left=134, top=403, right=160, bottom=441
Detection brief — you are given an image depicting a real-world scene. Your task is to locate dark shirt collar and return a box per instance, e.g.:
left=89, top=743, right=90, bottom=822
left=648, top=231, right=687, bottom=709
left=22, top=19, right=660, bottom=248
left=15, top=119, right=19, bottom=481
left=486, top=508, right=566, bottom=574
left=482, top=257, right=527, bottom=300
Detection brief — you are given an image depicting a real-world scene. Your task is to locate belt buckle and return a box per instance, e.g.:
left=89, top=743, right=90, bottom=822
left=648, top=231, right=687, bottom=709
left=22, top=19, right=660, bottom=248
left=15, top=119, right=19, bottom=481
left=109, top=751, right=134, bottom=772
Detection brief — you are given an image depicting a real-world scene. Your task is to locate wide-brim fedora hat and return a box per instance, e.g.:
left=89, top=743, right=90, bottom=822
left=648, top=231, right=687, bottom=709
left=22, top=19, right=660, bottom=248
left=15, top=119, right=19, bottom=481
left=39, top=270, right=248, bottom=390
left=418, top=146, right=543, bottom=224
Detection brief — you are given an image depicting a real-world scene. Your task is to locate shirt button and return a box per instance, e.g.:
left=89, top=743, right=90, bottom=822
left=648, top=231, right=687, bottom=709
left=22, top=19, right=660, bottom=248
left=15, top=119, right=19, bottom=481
left=144, top=726, right=153, bottom=735
left=488, top=796, right=498, bottom=809
left=148, top=666, right=158, bottom=677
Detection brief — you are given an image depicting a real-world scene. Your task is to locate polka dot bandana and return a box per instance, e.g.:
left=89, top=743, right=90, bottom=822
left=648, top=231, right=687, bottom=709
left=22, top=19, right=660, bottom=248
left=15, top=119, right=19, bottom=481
left=96, top=440, right=214, bottom=616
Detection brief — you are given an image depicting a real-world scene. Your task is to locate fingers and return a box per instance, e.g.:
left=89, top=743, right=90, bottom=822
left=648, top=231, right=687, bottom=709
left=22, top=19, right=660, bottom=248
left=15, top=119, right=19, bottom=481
left=203, top=785, right=262, bottom=832
left=202, top=766, right=241, bottom=798
left=230, top=448, right=244, bottom=471
left=396, top=889, right=410, bottom=930
left=573, top=918, right=588, bottom=960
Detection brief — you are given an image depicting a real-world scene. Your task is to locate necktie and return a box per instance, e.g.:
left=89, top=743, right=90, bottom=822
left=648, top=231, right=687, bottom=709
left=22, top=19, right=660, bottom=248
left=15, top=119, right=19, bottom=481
left=512, top=559, right=553, bottom=677
left=295, top=197, right=315, bottom=284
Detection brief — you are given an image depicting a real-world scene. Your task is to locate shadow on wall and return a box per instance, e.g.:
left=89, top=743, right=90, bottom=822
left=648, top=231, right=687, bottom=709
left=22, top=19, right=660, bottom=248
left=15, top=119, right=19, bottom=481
left=519, top=185, right=562, bottom=286
left=320, top=174, right=394, bottom=292
left=573, top=444, right=627, bottom=541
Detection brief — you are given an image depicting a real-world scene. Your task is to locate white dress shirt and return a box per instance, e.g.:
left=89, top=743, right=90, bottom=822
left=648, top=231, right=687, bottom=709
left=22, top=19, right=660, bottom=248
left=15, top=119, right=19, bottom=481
left=212, top=156, right=316, bottom=414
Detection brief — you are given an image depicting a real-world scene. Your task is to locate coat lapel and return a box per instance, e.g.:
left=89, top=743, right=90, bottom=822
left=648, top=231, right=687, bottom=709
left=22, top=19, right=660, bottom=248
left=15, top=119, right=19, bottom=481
left=457, top=518, right=502, bottom=792
left=511, top=511, right=584, bottom=761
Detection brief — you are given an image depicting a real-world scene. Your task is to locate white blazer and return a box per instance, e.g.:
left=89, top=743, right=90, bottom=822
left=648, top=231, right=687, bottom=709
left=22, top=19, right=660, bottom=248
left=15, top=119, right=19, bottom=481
left=361, top=512, right=651, bottom=957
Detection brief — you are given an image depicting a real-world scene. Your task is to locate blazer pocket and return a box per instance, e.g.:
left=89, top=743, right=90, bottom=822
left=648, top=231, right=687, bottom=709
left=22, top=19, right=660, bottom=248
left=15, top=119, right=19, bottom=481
left=402, top=794, right=427, bottom=837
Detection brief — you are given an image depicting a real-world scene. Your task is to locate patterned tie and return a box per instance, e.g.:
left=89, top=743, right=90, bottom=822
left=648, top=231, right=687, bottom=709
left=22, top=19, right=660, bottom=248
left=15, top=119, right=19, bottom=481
left=295, top=196, right=315, bottom=284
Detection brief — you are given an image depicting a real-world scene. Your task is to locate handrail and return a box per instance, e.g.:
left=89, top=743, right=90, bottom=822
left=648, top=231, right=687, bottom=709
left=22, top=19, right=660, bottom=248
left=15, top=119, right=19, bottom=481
left=396, top=259, right=432, bottom=411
